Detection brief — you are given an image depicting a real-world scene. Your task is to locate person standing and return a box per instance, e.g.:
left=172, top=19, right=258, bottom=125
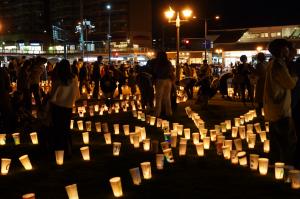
left=264, top=39, right=298, bottom=165
left=29, top=57, right=44, bottom=108
left=152, top=51, right=175, bottom=118
left=254, top=52, right=267, bottom=117
left=50, top=59, right=80, bottom=157
left=92, top=56, right=103, bottom=99
left=17, top=60, right=32, bottom=111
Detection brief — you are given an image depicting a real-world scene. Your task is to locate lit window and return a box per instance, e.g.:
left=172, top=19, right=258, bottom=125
left=277, top=32, right=281, bottom=36
left=271, top=32, right=277, bottom=37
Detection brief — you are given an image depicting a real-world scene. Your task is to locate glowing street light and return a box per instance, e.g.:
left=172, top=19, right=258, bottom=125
left=182, top=9, right=193, bottom=18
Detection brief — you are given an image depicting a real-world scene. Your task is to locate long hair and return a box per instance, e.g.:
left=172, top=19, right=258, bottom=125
left=56, top=59, right=74, bottom=85
left=156, top=51, right=170, bottom=66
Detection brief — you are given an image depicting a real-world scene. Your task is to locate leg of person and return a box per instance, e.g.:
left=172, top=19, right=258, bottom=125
left=154, top=80, right=164, bottom=117
left=93, top=80, right=99, bottom=99
left=162, top=80, right=173, bottom=117
left=32, top=84, right=41, bottom=107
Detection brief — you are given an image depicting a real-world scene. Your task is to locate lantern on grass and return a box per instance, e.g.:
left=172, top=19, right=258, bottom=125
left=30, top=132, right=39, bottom=145
left=203, top=137, right=210, bottom=149
left=114, top=124, right=120, bottom=135
left=222, top=146, right=231, bottom=160
left=248, top=134, right=256, bottom=149
left=184, top=128, right=191, bottom=139
left=156, top=154, right=164, bottom=170
left=12, top=133, right=20, bottom=145
left=82, top=132, right=89, bottom=144
left=240, top=116, right=245, bottom=125
left=230, top=150, right=239, bottom=165
left=234, top=138, right=242, bottom=151
left=177, top=124, right=183, bottom=136
left=104, top=133, right=112, bottom=144
left=77, top=121, right=83, bottom=131
left=19, top=155, right=33, bottom=170
left=220, top=122, right=226, bottom=133
left=275, top=162, right=285, bottom=180
left=95, top=122, right=101, bottom=133
left=80, top=146, right=90, bottom=161
left=238, top=126, right=246, bottom=140
left=289, top=170, right=300, bottom=189
left=163, top=148, right=175, bottom=163
left=179, top=143, right=187, bottom=156
left=1, top=158, right=11, bottom=175
left=123, top=125, right=130, bottom=136
left=22, top=193, right=36, bottom=199
left=263, top=140, right=270, bottom=153
left=129, top=167, right=142, bottom=185
left=195, top=143, right=204, bottom=157
left=150, top=116, right=156, bottom=126
left=237, top=151, right=247, bottom=167
left=143, top=139, right=150, bottom=151
left=140, top=162, right=152, bottom=179
left=0, top=134, right=6, bottom=145
left=258, top=158, right=269, bottom=175
left=249, top=154, right=259, bottom=170
left=55, top=150, right=64, bottom=165
left=65, top=184, right=79, bottom=199
left=192, top=133, right=200, bottom=144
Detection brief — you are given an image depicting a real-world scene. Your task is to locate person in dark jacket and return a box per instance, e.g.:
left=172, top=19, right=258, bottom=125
left=92, top=56, right=103, bottom=99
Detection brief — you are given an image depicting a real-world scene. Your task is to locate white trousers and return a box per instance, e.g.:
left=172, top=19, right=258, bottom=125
left=154, top=79, right=173, bottom=117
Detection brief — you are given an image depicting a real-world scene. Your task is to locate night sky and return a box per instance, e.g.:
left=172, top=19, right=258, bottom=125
left=153, top=0, right=300, bottom=39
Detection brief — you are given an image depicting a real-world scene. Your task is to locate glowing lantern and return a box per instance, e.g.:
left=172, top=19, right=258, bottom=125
left=195, top=143, right=204, bottom=157
left=225, top=120, right=232, bottom=130
left=95, top=122, right=101, bottom=133
left=156, top=154, right=165, bottom=170
left=220, top=122, right=226, bottom=133
left=129, top=167, right=142, bottom=185
left=163, top=148, right=175, bottom=163
left=254, top=123, right=261, bottom=133
left=179, top=143, right=187, bottom=156
left=265, top=122, right=269, bottom=132
left=114, top=124, right=120, bottom=135
left=259, top=131, right=267, bottom=142
left=85, top=121, right=91, bottom=131
left=140, top=162, right=152, bottom=179
left=123, top=125, right=130, bottom=136
left=238, top=126, right=246, bottom=140
left=237, top=151, right=247, bottom=167
left=70, top=120, right=74, bottom=130
left=177, top=125, right=183, bottom=136
left=150, top=116, right=156, bottom=126
left=12, top=133, right=20, bottom=145
left=104, top=133, right=112, bottom=144
left=224, top=140, right=233, bottom=150
left=192, top=133, right=200, bottom=144
left=275, top=162, right=285, bottom=180
left=210, top=130, right=217, bottom=141
left=55, top=150, right=64, bottom=165
left=203, top=137, right=210, bottom=149
left=249, top=154, right=259, bottom=170
left=77, top=121, right=83, bottom=131
left=82, top=132, right=89, bottom=144
left=19, top=155, right=33, bottom=170
left=65, top=184, right=79, bottom=199
left=289, top=170, right=300, bottom=189
left=184, top=128, right=191, bottom=139
left=80, top=146, right=90, bottom=161
left=222, top=146, right=231, bottom=160
left=258, top=158, right=269, bottom=175
left=143, top=139, right=150, bottom=151
left=133, top=134, right=140, bottom=148
left=22, top=193, right=36, bottom=199
left=230, top=150, right=239, bottom=164
left=263, top=140, right=270, bottom=153
left=248, top=134, right=256, bottom=149
left=171, top=135, right=177, bottom=148
left=234, top=118, right=240, bottom=127
left=0, top=134, right=6, bottom=145
left=234, top=138, right=242, bottom=151
left=113, top=142, right=122, bottom=156
left=156, top=118, right=162, bottom=128
left=30, top=132, right=39, bottom=145
left=1, top=158, right=11, bottom=175
left=246, top=124, right=253, bottom=133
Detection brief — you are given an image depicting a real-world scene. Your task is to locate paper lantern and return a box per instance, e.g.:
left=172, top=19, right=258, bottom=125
left=203, top=137, right=210, bottom=149
left=179, top=138, right=187, bottom=145
left=214, top=125, right=221, bottom=134
left=156, top=154, right=164, bottom=170
left=55, top=150, right=64, bottom=165
left=217, top=135, right=225, bottom=144
left=78, top=108, right=84, bottom=117
left=177, top=125, right=183, bottom=136
left=151, top=140, right=159, bottom=153
left=114, top=124, right=120, bottom=135
left=230, top=150, right=239, bottom=164
left=0, top=134, right=6, bottom=145
left=224, top=140, right=233, bottom=151
left=275, top=162, right=285, bottom=180
left=163, top=148, right=175, bottom=163
left=238, top=126, right=246, bottom=140
left=210, top=130, right=217, bottom=142
left=220, top=122, right=226, bottom=133
left=65, top=184, right=79, bottom=199
left=248, top=134, right=256, bottom=149
left=150, top=116, right=156, bottom=126
left=161, top=141, right=170, bottom=151
left=234, top=138, right=242, bottom=151
left=77, top=121, right=83, bottom=131
left=259, top=131, right=267, bottom=142
left=104, top=133, right=112, bottom=145
left=225, top=120, right=232, bottom=130
left=95, top=122, right=101, bottom=133
left=265, top=122, right=269, bottom=132
left=80, top=146, right=90, bottom=161
left=1, top=158, right=11, bottom=175
left=162, top=121, right=170, bottom=133
left=156, top=118, right=162, bottom=128
left=22, top=193, right=36, bottom=199
left=140, top=127, right=146, bottom=141
left=12, top=133, right=20, bottom=145
left=249, top=154, right=259, bottom=170
left=289, top=170, right=300, bottom=189
left=82, top=132, right=89, bottom=144
left=231, top=127, right=238, bottom=138
left=89, top=106, right=94, bottom=116
left=70, top=120, right=74, bottom=130
left=261, top=108, right=265, bottom=116
left=170, top=135, right=177, bottom=148
left=184, top=128, right=191, bottom=140
left=172, top=123, right=179, bottom=131
left=263, top=140, right=270, bottom=153
left=94, top=104, right=99, bottom=112
left=102, top=123, right=109, bottom=133
left=85, top=121, right=92, bottom=131
left=240, top=116, right=245, bottom=125
left=192, top=133, right=200, bottom=145
left=123, top=125, right=130, bottom=136
left=200, top=129, right=208, bottom=139
left=29, top=132, right=39, bottom=145
left=133, top=134, right=140, bottom=148
left=112, top=142, right=122, bottom=156
left=195, top=143, right=204, bottom=157
left=258, top=158, right=269, bottom=175
left=222, top=146, right=231, bottom=160
left=179, top=143, right=187, bottom=156
left=254, top=123, right=261, bottom=133
left=143, top=139, right=150, bottom=151
left=129, top=167, right=142, bottom=185
left=19, top=155, right=33, bottom=170
left=246, top=124, right=253, bottom=133
left=234, top=118, right=240, bottom=127
left=140, top=162, right=152, bottom=179
left=237, top=151, right=247, bottom=167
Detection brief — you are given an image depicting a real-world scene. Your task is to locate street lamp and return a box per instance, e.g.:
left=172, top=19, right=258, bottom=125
left=204, top=15, right=220, bottom=61
left=107, top=4, right=112, bottom=65
left=165, top=6, right=192, bottom=81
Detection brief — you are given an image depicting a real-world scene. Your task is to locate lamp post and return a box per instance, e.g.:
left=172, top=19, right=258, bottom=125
left=107, top=4, right=112, bottom=65
left=165, top=7, right=192, bottom=81
left=204, top=15, right=220, bottom=61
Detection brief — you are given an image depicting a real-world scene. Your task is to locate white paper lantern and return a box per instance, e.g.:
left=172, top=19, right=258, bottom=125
left=22, top=193, right=36, bottom=199
left=80, top=146, right=90, bottom=161
left=203, top=137, right=210, bottom=149
left=1, top=158, right=11, bottom=175
left=179, top=143, right=187, bottom=156
left=143, top=139, right=150, bottom=151
left=263, top=140, right=270, bottom=153
left=104, top=133, right=112, bottom=145
left=289, top=170, right=300, bottom=189
left=156, top=154, right=164, bottom=170
left=30, top=132, right=39, bottom=145
left=0, top=134, right=6, bottom=145
left=12, top=133, right=20, bottom=145
left=140, top=162, right=152, bottom=179
left=129, top=167, right=142, bottom=185
left=19, top=155, right=33, bottom=170
left=195, top=143, right=204, bottom=157
left=77, top=121, right=83, bottom=131
left=95, top=122, right=101, bottom=133
left=55, top=150, right=64, bottom=165
left=234, top=138, right=242, bottom=151
left=122, top=125, right=130, bottom=136
left=249, top=154, right=259, bottom=170
left=65, top=184, right=79, bottom=199
left=237, top=151, right=247, bottom=167
left=113, top=142, right=122, bottom=156
left=82, top=132, right=89, bottom=144
left=258, top=158, right=269, bottom=175
left=85, top=121, right=92, bottom=131
left=275, top=162, right=285, bottom=180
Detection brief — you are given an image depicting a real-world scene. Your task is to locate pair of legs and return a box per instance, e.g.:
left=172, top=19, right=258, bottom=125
left=154, top=79, right=172, bottom=117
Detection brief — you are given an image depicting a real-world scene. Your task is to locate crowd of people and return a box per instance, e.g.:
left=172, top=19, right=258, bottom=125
left=0, top=38, right=300, bottom=168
